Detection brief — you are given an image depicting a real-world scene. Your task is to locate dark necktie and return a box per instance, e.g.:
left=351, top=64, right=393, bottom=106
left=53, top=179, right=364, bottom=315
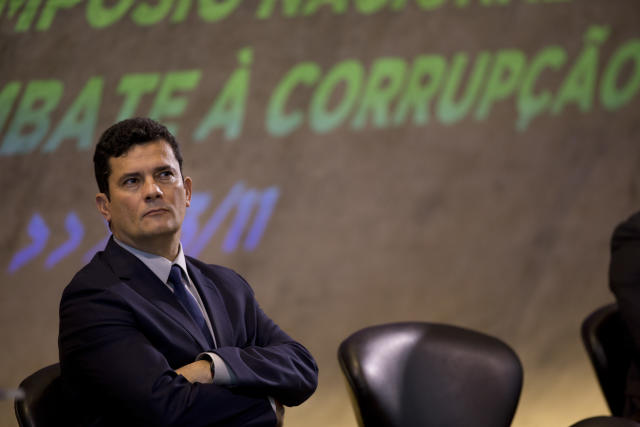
left=168, top=264, right=215, bottom=348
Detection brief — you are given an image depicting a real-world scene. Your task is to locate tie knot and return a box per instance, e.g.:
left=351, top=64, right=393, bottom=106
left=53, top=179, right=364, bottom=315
left=169, top=264, right=185, bottom=287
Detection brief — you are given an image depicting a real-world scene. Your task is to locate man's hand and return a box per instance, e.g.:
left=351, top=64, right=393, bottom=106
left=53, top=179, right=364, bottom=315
left=275, top=400, right=284, bottom=427
left=177, top=362, right=284, bottom=425
left=176, top=360, right=212, bottom=384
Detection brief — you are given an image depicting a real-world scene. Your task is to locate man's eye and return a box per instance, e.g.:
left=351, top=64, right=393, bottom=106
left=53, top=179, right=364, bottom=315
left=123, top=178, right=138, bottom=186
left=159, top=171, right=174, bottom=179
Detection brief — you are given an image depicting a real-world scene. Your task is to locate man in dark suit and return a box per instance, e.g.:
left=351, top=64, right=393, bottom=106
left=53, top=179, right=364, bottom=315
left=610, top=210, right=640, bottom=421
left=58, top=117, right=318, bottom=426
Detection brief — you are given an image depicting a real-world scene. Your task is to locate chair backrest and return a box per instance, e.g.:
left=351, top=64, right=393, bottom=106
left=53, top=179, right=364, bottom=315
left=569, top=416, right=640, bottom=427
left=581, top=303, right=634, bottom=416
left=338, top=322, right=523, bottom=427
left=14, top=363, right=69, bottom=427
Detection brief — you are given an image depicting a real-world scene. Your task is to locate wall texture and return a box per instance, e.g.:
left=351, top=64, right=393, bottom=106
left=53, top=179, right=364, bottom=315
left=2, top=0, right=640, bottom=425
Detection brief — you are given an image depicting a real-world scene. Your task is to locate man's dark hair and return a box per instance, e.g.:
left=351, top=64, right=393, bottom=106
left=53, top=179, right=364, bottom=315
left=94, top=117, right=183, bottom=198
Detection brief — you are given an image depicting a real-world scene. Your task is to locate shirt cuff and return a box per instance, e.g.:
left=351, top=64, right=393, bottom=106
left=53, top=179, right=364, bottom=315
left=268, top=396, right=277, bottom=414
left=197, top=352, right=234, bottom=385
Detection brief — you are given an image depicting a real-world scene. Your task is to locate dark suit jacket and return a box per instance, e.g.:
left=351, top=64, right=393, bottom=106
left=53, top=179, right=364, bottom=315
left=610, top=211, right=640, bottom=419
left=58, top=238, right=318, bottom=427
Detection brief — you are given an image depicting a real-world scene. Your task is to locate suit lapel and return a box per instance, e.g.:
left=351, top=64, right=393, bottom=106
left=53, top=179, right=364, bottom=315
left=186, top=260, right=234, bottom=348
left=104, top=238, right=211, bottom=350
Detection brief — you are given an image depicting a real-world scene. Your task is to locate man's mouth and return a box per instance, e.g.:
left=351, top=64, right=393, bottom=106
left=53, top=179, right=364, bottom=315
left=143, top=208, right=169, bottom=217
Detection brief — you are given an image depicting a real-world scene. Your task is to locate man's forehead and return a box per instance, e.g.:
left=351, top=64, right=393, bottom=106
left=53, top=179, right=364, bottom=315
left=111, top=140, right=176, bottom=165
left=120, top=139, right=171, bottom=157
left=107, top=141, right=179, bottom=179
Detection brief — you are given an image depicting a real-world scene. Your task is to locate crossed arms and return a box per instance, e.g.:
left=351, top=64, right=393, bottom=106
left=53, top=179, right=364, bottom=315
left=59, top=257, right=317, bottom=427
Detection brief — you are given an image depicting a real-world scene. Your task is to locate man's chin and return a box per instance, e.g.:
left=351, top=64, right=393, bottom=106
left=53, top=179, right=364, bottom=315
left=138, top=224, right=180, bottom=239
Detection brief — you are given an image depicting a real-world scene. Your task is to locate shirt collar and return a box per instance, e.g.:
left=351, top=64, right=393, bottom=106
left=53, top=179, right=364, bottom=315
left=113, top=237, right=188, bottom=284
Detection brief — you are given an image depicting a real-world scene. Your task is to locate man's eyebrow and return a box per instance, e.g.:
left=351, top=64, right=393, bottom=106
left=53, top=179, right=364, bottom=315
left=153, top=164, right=175, bottom=172
left=117, top=171, right=141, bottom=182
left=117, top=165, right=175, bottom=178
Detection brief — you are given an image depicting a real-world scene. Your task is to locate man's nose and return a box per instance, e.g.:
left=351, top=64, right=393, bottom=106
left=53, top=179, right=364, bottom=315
left=143, top=178, right=163, bottom=200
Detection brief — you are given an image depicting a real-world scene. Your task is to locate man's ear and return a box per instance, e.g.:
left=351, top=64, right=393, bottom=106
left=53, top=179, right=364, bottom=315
left=184, top=177, right=192, bottom=208
left=96, top=193, right=112, bottom=222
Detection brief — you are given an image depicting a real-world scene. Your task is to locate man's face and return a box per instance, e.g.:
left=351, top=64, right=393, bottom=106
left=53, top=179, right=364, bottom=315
left=95, top=139, right=191, bottom=252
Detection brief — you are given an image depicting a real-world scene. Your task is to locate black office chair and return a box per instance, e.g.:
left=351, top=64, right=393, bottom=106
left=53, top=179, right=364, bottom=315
left=15, top=363, right=76, bottom=427
left=338, top=322, right=523, bottom=427
left=582, top=303, right=634, bottom=416
left=569, top=416, right=640, bottom=427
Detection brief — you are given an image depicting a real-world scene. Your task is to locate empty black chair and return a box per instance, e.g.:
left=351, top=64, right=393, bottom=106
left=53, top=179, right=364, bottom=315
left=569, top=416, right=640, bottom=427
left=338, top=322, right=523, bottom=427
left=582, top=304, right=634, bottom=416
left=15, top=363, right=74, bottom=427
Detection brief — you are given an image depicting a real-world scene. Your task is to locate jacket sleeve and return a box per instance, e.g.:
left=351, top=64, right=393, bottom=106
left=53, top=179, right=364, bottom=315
left=59, top=272, right=276, bottom=427
left=207, top=268, right=318, bottom=407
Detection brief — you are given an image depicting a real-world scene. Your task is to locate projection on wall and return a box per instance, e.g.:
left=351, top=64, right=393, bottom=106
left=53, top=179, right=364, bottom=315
left=2, top=0, right=640, bottom=426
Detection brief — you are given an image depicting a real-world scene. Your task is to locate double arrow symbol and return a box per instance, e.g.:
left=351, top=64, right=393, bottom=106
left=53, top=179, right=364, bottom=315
left=8, top=212, right=84, bottom=273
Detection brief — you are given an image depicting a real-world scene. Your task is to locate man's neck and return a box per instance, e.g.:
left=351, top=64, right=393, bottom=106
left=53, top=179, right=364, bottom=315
left=113, top=234, right=180, bottom=261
